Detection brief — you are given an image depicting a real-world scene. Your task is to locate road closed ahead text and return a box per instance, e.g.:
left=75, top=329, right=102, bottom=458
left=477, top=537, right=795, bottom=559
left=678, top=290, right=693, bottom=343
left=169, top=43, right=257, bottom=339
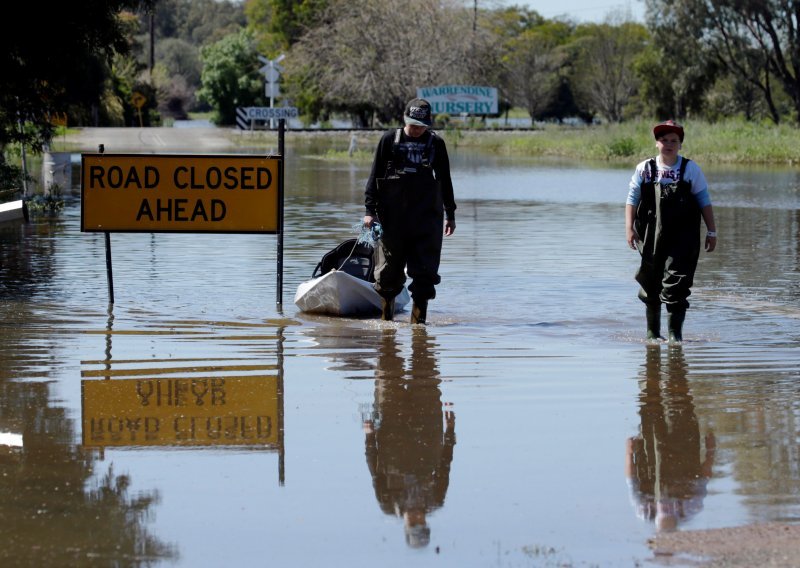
left=81, top=154, right=281, bottom=232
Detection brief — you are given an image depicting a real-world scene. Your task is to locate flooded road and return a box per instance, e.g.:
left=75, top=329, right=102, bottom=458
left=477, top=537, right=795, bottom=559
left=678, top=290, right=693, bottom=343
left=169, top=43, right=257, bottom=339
left=2, top=136, right=800, bottom=566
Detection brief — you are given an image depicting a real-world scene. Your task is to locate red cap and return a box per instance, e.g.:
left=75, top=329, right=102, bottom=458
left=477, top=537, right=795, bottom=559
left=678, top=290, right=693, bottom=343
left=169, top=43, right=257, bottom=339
left=653, top=120, right=684, bottom=142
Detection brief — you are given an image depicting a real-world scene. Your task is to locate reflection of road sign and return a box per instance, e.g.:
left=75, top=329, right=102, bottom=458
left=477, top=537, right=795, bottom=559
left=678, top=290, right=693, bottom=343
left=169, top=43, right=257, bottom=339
left=81, top=375, right=280, bottom=448
left=131, top=92, right=147, bottom=109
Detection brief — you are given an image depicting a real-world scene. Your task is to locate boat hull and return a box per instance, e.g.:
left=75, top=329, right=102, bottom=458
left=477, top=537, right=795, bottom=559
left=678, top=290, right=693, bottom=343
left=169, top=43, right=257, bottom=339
left=294, top=270, right=410, bottom=316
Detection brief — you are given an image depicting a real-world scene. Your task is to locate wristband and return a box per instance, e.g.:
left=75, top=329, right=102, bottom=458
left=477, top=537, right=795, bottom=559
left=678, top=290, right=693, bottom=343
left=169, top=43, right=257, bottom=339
left=707, top=231, right=717, bottom=237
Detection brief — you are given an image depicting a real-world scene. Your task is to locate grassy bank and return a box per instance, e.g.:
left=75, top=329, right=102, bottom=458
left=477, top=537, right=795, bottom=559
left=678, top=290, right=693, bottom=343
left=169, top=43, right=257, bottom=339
left=445, top=119, right=800, bottom=165
left=228, top=118, right=800, bottom=165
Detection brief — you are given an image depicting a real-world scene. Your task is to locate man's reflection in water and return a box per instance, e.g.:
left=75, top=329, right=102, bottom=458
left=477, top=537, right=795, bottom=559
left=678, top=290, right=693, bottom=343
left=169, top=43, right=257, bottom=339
left=626, top=346, right=716, bottom=532
left=363, top=327, right=455, bottom=548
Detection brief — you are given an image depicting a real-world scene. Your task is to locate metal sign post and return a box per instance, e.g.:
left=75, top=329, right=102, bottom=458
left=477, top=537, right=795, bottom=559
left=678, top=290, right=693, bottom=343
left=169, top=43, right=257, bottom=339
left=81, top=151, right=283, bottom=306
left=258, top=54, right=285, bottom=129
left=277, top=119, right=285, bottom=307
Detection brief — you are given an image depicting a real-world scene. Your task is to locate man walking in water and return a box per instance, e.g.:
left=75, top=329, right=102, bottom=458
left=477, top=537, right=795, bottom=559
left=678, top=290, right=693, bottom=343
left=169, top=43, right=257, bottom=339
left=363, top=98, right=456, bottom=324
left=626, top=120, right=717, bottom=343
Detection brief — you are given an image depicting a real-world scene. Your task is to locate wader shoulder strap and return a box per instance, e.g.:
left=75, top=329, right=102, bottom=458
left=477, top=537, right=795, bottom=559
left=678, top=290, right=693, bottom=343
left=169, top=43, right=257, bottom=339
left=678, top=157, right=690, bottom=182
left=386, top=128, right=403, bottom=175
left=643, top=159, right=657, bottom=200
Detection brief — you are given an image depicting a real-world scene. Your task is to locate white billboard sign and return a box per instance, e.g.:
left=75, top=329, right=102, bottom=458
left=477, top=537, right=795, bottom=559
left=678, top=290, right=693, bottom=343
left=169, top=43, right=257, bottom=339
left=417, top=85, right=498, bottom=115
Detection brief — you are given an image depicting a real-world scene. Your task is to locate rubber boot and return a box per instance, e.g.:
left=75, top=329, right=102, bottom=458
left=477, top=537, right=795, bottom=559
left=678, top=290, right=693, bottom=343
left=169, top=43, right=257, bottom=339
left=646, top=304, right=662, bottom=341
left=667, top=308, right=686, bottom=344
left=410, top=300, right=428, bottom=325
left=381, top=296, right=395, bottom=321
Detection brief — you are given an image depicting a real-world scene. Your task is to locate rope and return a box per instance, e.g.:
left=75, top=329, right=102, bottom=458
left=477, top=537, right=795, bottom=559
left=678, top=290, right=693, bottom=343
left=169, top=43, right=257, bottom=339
left=336, top=222, right=383, bottom=271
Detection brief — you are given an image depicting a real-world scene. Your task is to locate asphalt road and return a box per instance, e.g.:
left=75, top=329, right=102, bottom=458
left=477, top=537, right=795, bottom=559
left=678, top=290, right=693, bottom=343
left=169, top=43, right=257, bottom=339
left=64, top=126, right=240, bottom=153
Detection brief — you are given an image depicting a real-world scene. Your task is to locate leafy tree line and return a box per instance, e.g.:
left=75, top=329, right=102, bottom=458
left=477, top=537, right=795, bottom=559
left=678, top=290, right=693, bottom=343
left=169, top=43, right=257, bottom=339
left=214, top=0, right=800, bottom=127
left=5, top=0, right=800, bottom=190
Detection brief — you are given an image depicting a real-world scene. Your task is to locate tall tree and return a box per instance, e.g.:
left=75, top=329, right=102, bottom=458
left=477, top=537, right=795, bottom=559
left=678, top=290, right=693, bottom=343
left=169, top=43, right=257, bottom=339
left=284, top=0, right=482, bottom=125
left=0, top=0, right=154, bottom=154
left=571, top=20, right=649, bottom=122
left=501, top=21, right=572, bottom=121
left=645, top=0, right=799, bottom=123
left=245, top=0, right=329, bottom=51
left=196, top=30, right=265, bottom=125
left=639, top=0, right=717, bottom=119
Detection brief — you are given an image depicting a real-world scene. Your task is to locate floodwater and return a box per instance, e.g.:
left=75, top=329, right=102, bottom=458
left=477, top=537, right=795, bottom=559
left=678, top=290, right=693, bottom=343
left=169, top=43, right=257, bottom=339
left=2, top=139, right=800, bottom=567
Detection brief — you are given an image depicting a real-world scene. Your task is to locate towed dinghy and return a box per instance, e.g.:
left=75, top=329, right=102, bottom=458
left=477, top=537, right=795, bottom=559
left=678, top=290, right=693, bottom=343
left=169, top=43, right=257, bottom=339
left=294, top=236, right=410, bottom=316
left=294, top=269, right=410, bottom=316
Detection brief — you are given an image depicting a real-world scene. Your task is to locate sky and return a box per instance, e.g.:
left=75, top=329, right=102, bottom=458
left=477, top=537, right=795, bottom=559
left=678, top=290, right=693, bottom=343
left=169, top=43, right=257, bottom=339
left=510, top=0, right=645, bottom=22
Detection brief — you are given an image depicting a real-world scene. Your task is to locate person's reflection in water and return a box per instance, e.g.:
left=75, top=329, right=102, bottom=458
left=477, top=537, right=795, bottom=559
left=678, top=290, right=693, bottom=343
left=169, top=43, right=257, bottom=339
left=626, top=346, right=715, bottom=532
left=363, top=327, right=455, bottom=548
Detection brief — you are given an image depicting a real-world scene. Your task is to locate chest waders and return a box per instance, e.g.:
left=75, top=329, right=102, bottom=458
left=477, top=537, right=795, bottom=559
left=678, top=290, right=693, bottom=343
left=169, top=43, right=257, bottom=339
left=634, top=158, right=701, bottom=341
left=374, top=129, right=445, bottom=322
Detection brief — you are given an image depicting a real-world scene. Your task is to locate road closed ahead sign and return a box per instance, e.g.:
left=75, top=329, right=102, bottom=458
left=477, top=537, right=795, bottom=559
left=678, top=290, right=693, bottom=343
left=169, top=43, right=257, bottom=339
left=81, top=153, right=282, bottom=233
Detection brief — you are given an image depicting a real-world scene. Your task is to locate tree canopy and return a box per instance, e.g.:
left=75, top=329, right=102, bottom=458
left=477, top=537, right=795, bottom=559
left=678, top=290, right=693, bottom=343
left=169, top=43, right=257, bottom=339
left=5, top=0, right=800, bottom=180
left=0, top=0, right=155, bottom=153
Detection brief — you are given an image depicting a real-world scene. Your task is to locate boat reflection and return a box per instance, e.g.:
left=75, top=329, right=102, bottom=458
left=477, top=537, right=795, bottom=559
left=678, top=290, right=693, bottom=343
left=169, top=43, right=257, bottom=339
left=626, top=346, right=716, bottom=532
left=362, top=327, right=456, bottom=548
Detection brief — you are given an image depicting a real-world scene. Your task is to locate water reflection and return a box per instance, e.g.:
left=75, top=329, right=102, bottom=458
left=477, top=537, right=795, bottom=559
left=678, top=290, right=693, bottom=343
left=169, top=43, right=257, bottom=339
left=362, top=328, right=455, bottom=548
left=0, top=352, right=176, bottom=565
left=81, top=312, right=286, bottom=461
left=626, top=346, right=716, bottom=532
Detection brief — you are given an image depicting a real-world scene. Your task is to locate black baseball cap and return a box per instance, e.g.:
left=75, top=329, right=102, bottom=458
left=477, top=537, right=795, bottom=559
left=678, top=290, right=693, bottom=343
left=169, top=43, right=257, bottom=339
left=404, top=98, right=433, bottom=127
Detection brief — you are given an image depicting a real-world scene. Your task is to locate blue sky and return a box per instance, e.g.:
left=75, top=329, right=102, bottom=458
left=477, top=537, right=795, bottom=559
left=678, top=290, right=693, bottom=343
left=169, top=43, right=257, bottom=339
left=511, top=0, right=645, bottom=22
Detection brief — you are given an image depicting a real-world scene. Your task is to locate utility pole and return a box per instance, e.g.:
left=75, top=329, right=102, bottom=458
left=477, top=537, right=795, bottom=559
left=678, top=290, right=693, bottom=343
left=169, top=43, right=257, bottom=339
left=149, top=9, right=155, bottom=78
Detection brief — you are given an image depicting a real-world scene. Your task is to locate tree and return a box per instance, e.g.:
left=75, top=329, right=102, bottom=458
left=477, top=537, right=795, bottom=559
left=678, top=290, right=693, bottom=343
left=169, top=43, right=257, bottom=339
left=0, top=1, right=155, bottom=191
left=0, top=0, right=155, bottom=155
left=152, top=0, right=246, bottom=46
left=697, top=0, right=796, bottom=123
left=571, top=19, right=649, bottom=122
left=645, top=0, right=800, bottom=123
left=284, top=0, right=482, bottom=125
left=245, top=0, right=329, bottom=53
left=639, top=0, right=717, bottom=119
left=501, top=22, right=571, bottom=121
left=196, top=30, right=265, bottom=125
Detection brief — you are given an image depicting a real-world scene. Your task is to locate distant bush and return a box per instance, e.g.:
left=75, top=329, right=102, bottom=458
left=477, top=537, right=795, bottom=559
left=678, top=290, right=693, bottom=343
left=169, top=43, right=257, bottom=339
left=608, top=137, right=637, bottom=157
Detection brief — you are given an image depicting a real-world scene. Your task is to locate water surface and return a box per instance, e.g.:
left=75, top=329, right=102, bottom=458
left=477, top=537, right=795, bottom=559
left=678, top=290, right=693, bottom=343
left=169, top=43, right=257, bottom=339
left=1, top=144, right=799, bottom=566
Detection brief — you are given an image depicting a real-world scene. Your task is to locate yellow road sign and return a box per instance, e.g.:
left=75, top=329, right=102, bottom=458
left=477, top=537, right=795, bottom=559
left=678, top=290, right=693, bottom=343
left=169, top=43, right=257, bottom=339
left=81, top=153, right=282, bottom=233
left=82, top=376, right=280, bottom=448
left=131, top=92, right=147, bottom=109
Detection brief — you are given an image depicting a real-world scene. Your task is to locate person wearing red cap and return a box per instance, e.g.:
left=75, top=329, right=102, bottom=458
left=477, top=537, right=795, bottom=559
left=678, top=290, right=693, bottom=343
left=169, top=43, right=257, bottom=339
left=363, top=98, right=457, bottom=324
left=625, top=120, right=718, bottom=342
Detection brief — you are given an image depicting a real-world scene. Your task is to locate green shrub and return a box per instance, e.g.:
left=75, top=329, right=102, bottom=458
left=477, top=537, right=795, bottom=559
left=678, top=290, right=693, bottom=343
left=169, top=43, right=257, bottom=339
left=608, top=136, right=637, bottom=157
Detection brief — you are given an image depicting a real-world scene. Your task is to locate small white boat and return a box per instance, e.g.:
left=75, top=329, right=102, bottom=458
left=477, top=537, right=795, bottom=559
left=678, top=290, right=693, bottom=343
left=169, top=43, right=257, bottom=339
left=294, top=269, right=410, bottom=316
left=0, top=200, right=28, bottom=225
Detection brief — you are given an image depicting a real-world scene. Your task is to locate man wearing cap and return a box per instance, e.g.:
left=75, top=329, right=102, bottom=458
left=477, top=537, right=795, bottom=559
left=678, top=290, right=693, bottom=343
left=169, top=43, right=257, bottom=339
left=625, top=120, right=718, bottom=342
left=363, top=98, right=457, bottom=324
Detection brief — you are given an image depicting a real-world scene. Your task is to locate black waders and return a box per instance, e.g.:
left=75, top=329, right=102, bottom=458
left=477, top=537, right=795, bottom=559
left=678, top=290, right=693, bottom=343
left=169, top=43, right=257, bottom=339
left=381, top=296, right=395, bottom=321
left=667, top=307, right=686, bottom=343
left=646, top=304, right=663, bottom=341
left=410, top=300, right=428, bottom=325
